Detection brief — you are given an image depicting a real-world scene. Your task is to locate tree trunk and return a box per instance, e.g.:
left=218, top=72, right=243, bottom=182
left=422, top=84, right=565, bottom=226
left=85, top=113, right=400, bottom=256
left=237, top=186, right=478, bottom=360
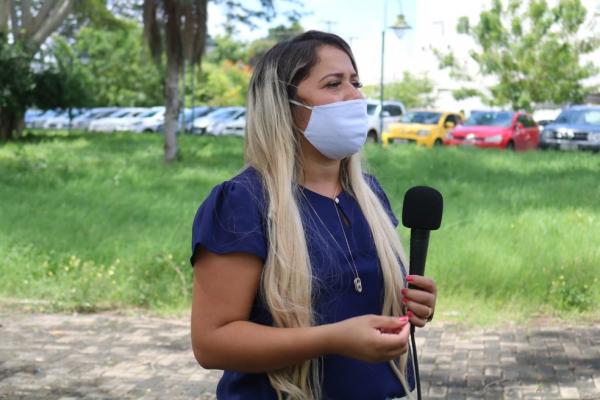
left=163, top=54, right=180, bottom=163
left=0, top=109, right=24, bottom=140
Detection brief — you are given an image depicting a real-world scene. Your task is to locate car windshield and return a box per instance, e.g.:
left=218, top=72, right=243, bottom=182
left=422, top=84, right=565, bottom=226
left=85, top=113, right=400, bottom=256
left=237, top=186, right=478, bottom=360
left=554, top=109, right=600, bottom=126
left=464, top=111, right=513, bottom=127
left=400, top=112, right=442, bottom=124
left=210, top=109, right=240, bottom=120
left=140, top=110, right=161, bottom=118
left=367, top=104, right=378, bottom=115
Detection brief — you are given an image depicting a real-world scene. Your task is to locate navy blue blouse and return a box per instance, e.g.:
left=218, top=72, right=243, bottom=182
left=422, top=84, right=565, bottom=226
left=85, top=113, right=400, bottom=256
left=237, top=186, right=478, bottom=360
left=191, top=167, right=415, bottom=400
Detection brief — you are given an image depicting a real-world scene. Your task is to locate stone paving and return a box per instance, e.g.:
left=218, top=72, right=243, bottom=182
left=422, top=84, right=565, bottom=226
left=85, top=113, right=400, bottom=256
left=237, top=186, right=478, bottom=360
left=0, top=311, right=599, bottom=399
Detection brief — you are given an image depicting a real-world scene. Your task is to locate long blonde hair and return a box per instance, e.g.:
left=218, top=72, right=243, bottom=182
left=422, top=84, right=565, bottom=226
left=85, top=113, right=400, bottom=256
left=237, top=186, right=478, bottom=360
left=244, top=31, right=411, bottom=399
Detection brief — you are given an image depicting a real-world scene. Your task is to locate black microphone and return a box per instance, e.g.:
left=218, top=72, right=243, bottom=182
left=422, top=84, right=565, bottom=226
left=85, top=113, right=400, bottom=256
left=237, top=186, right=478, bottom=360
left=402, top=186, right=443, bottom=284
left=402, top=186, right=443, bottom=400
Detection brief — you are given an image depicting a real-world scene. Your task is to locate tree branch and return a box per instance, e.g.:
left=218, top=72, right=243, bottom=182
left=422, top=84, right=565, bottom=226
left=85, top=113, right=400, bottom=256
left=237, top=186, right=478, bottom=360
left=30, top=0, right=61, bottom=41
left=30, top=0, right=73, bottom=49
left=9, top=0, right=19, bottom=39
left=21, top=0, right=32, bottom=29
left=0, top=0, right=10, bottom=33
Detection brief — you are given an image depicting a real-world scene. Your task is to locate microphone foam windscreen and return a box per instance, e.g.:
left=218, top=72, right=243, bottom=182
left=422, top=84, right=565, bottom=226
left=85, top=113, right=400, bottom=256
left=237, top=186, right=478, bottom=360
left=402, top=186, right=443, bottom=230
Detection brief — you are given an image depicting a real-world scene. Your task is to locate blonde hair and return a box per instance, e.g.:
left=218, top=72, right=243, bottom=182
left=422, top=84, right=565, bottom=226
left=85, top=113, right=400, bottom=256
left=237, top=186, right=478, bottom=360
left=244, top=31, right=411, bottom=399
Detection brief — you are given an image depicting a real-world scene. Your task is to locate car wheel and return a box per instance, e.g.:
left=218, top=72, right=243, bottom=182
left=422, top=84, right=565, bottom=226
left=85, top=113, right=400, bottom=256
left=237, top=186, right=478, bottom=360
left=366, top=130, right=378, bottom=143
left=434, top=138, right=443, bottom=146
left=506, top=141, right=515, bottom=151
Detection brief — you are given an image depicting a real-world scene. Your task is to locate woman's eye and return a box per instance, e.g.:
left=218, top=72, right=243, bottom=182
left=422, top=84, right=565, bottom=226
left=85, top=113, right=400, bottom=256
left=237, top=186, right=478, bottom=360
left=325, top=81, right=342, bottom=88
left=353, top=81, right=363, bottom=88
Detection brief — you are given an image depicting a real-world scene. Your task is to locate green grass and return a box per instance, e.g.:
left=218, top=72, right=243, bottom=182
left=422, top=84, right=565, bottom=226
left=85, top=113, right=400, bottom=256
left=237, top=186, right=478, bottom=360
left=1, top=130, right=599, bottom=325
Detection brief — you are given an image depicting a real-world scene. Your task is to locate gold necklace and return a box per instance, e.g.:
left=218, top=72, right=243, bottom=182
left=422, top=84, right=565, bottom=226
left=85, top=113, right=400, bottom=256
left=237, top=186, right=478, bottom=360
left=303, top=186, right=363, bottom=293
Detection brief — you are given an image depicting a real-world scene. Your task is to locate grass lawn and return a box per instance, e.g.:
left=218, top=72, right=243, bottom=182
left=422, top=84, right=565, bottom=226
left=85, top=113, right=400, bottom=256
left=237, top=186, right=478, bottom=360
left=1, top=130, right=599, bottom=325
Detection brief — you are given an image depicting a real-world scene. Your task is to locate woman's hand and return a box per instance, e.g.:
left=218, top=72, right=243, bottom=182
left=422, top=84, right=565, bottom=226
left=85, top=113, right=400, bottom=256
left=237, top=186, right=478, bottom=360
left=402, top=275, right=437, bottom=328
left=326, top=314, right=411, bottom=363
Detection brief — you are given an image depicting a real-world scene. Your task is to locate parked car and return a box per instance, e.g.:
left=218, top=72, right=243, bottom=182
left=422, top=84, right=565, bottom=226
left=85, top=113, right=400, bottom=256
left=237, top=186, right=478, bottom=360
left=128, top=107, right=165, bottom=133
left=219, top=113, right=246, bottom=136
left=42, top=109, right=85, bottom=129
left=72, top=107, right=119, bottom=131
left=24, top=109, right=44, bottom=127
left=183, top=107, right=215, bottom=132
left=382, top=111, right=463, bottom=148
left=88, top=108, right=146, bottom=132
left=445, top=111, right=539, bottom=150
left=27, top=109, right=60, bottom=128
left=191, top=107, right=244, bottom=135
left=539, top=105, right=600, bottom=151
left=366, top=100, right=406, bottom=143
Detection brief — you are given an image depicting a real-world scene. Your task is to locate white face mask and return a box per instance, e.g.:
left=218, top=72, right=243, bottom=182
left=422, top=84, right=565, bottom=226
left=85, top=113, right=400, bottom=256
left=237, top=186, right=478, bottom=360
left=290, top=98, right=368, bottom=160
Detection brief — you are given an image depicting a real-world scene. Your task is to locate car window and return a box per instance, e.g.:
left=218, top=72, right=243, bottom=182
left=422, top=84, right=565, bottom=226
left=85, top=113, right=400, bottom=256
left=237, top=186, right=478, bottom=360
left=444, top=114, right=460, bottom=125
left=464, top=111, right=513, bottom=127
left=554, top=109, right=600, bottom=125
left=367, top=104, right=378, bottom=115
left=583, top=111, right=600, bottom=125
left=401, top=112, right=442, bottom=124
left=384, top=105, right=403, bottom=116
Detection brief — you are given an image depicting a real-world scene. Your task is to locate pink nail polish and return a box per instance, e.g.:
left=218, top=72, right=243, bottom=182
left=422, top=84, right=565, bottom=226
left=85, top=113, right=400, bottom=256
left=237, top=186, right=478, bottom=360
left=406, top=275, right=414, bottom=282
left=408, top=311, right=414, bottom=318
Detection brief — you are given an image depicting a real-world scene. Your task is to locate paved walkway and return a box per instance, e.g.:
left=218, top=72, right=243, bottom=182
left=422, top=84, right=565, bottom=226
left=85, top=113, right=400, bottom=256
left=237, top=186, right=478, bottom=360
left=0, top=311, right=599, bottom=399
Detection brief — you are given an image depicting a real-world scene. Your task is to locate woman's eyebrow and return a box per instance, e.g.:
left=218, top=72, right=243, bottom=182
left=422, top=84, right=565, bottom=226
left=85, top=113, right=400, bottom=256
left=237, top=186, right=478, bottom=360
left=318, top=72, right=359, bottom=82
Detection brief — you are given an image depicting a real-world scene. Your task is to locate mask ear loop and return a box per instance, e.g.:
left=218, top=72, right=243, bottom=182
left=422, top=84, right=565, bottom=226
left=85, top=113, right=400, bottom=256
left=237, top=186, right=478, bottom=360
left=289, top=99, right=313, bottom=110
left=278, top=79, right=314, bottom=110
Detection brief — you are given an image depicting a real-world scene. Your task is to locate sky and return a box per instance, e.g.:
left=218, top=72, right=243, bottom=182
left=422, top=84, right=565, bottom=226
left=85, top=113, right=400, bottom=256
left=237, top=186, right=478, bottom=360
left=207, top=0, right=600, bottom=110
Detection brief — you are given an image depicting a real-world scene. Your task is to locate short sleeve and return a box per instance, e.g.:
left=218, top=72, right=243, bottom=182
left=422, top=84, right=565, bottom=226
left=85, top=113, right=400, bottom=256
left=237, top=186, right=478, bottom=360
left=190, top=179, right=268, bottom=266
left=365, top=174, right=399, bottom=227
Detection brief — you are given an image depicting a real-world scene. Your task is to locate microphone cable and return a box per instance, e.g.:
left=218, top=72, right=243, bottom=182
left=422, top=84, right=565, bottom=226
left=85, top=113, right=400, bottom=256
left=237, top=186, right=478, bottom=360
left=410, top=326, right=422, bottom=400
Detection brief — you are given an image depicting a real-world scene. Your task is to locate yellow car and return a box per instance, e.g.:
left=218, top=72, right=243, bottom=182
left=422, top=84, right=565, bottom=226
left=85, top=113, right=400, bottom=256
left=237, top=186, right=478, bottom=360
left=382, top=111, right=463, bottom=148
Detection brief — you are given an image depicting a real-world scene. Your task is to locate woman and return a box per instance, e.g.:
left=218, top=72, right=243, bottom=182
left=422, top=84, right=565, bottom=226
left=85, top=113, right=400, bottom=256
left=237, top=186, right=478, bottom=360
left=190, top=30, right=437, bottom=400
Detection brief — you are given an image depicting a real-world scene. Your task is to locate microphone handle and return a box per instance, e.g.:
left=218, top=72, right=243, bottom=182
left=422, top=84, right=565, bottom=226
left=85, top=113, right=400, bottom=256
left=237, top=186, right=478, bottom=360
left=409, top=229, right=430, bottom=290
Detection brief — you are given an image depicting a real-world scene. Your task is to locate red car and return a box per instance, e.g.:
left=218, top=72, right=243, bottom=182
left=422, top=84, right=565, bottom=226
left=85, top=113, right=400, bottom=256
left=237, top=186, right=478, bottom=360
left=444, top=111, right=539, bottom=150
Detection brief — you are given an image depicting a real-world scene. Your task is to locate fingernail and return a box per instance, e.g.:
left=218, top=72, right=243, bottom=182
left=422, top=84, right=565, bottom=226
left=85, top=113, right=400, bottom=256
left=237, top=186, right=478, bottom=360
left=406, top=275, right=414, bottom=282
left=401, top=297, right=408, bottom=304
left=399, top=316, right=409, bottom=322
left=408, top=311, right=414, bottom=318
left=401, top=288, right=408, bottom=296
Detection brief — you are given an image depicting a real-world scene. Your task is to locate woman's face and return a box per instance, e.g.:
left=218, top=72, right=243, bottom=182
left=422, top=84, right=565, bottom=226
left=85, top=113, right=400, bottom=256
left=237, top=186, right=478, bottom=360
left=293, top=45, right=364, bottom=131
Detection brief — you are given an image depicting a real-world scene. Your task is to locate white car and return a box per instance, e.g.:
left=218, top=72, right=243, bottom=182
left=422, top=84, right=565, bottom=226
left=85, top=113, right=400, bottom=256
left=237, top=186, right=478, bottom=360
left=89, top=108, right=146, bottom=132
left=220, top=114, right=246, bottom=136
left=42, top=109, right=85, bottom=129
left=125, top=107, right=165, bottom=133
left=192, top=107, right=245, bottom=135
left=366, top=100, right=407, bottom=143
left=72, top=108, right=118, bottom=131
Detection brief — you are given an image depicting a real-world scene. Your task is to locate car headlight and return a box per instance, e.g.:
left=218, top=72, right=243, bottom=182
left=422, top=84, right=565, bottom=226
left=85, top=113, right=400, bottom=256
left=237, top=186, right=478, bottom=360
left=417, top=129, right=430, bottom=137
left=484, top=134, right=503, bottom=143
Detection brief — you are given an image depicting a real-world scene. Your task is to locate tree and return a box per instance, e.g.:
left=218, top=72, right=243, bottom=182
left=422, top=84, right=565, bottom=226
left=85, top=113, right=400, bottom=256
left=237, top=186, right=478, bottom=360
left=0, top=34, right=34, bottom=139
left=362, top=72, right=437, bottom=109
left=143, top=0, right=277, bottom=163
left=0, top=0, right=75, bottom=139
left=73, top=23, right=164, bottom=106
left=435, top=0, right=600, bottom=111
left=33, top=36, right=94, bottom=112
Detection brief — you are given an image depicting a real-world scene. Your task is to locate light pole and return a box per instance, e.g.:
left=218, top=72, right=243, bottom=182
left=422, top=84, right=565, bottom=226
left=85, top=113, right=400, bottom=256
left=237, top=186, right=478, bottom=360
left=379, top=2, right=411, bottom=138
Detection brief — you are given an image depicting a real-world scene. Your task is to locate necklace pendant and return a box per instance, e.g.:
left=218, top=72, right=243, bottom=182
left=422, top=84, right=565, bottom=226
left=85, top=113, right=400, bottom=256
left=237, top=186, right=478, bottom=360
left=354, top=277, right=363, bottom=293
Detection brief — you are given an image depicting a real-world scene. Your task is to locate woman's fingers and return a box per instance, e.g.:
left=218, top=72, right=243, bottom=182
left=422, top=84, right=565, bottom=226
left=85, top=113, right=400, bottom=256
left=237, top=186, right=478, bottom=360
left=402, top=275, right=437, bottom=327
left=406, top=275, right=437, bottom=293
